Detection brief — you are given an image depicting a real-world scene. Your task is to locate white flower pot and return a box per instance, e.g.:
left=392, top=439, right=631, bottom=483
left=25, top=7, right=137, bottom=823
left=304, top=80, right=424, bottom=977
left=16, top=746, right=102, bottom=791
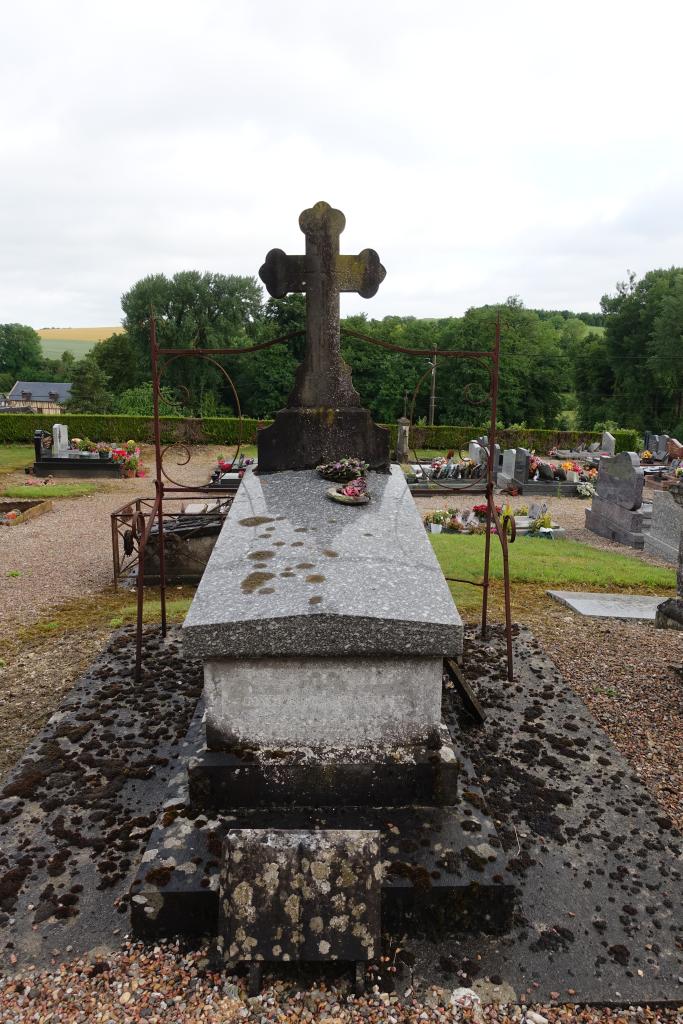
left=430, top=523, right=443, bottom=533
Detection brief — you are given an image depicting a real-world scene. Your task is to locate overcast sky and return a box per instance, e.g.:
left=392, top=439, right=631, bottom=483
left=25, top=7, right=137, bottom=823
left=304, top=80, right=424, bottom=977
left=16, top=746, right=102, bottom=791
left=1, top=0, right=682, bottom=327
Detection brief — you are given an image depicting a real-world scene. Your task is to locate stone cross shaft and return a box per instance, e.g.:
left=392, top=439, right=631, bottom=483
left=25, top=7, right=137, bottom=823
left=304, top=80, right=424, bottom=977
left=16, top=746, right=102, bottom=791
left=259, top=201, right=386, bottom=408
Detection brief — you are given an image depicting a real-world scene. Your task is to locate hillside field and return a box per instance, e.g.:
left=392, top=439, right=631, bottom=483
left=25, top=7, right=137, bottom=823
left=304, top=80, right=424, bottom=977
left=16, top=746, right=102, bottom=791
left=38, top=327, right=123, bottom=359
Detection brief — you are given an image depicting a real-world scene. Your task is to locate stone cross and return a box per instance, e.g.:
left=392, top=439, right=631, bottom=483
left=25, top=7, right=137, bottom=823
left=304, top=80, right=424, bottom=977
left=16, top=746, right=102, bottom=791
left=259, top=201, right=386, bottom=408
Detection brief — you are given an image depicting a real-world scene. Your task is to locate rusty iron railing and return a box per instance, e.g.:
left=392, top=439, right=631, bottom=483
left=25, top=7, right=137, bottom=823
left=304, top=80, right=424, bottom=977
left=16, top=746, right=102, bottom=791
left=135, top=313, right=514, bottom=681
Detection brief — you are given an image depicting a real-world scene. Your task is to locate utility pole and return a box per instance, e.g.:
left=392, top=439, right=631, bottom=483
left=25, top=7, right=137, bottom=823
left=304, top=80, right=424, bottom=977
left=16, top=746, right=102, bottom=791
left=427, top=356, right=437, bottom=426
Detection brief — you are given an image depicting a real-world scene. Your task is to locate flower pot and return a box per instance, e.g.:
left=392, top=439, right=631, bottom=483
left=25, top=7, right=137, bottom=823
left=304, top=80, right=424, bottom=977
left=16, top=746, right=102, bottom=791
left=430, top=523, right=443, bottom=533
left=99, top=451, right=110, bottom=460
left=123, top=469, right=135, bottom=478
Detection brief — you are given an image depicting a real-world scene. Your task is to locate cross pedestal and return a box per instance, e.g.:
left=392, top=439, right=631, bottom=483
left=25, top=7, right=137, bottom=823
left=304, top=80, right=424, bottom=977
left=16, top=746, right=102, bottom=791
left=257, top=201, right=390, bottom=471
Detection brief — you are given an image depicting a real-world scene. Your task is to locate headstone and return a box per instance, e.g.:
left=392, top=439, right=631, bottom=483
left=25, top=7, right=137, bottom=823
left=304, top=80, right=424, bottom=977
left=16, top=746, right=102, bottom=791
left=589, top=442, right=600, bottom=453
left=643, top=431, right=656, bottom=452
left=514, top=447, right=531, bottom=482
left=468, top=440, right=483, bottom=464
left=52, top=423, right=69, bottom=457
left=644, top=490, right=683, bottom=564
left=655, top=479, right=683, bottom=631
left=594, top=451, right=644, bottom=509
left=395, top=416, right=410, bottom=464
left=585, top=452, right=651, bottom=547
left=655, top=435, right=670, bottom=461
left=499, top=448, right=516, bottom=487
left=257, top=202, right=390, bottom=470
left=601, top=431, right=616, bottom=456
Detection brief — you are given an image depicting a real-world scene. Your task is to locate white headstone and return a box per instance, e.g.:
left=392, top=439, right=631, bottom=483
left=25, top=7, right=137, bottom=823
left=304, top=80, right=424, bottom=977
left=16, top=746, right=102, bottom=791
left=468, top=440, right=482, bottom=463
left=601, top=431, right=616, bottom=456
left=52, top=422, right=69, bottom=457
left=501, top=449, right=517, bottom=479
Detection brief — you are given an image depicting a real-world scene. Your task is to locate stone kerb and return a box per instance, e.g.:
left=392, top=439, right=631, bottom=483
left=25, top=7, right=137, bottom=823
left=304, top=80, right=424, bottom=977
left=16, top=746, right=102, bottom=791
left=595, top=452, right=644, bottom=510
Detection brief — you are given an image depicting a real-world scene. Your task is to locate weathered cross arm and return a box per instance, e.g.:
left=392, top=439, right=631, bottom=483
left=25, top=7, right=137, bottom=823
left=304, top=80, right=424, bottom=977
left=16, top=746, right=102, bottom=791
left=260, top=248, right=386, bottom=300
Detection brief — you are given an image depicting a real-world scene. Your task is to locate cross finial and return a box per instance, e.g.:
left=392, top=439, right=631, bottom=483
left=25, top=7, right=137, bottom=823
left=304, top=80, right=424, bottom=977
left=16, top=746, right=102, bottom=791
left=260, top=201, right=386, bottom=408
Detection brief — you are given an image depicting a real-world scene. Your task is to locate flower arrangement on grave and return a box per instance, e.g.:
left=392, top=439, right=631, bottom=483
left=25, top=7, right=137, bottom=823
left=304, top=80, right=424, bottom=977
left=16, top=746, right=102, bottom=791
left=339, top=477, right=367, bottom=498
left=97, top=442, right=111, bottom=459
left=675, top=467, right=683, bottom=479
left=217, top=454, right=255, bottom=474
left=515, top=504, right=529, bottom=515
left=472, top=502, right=502, bottom=520
left=641, top=450, right=653, bottom=462
left=78, top=437, right=99, bottom=454
left=528, top=511, right=553, bottom=532
left=317, top=456, right=369, bottom=482
left=576, top=480, right=596, bottom=498
left=424, top=508, right=449, bottom=526
left=112, top=444, right=141, bottom=477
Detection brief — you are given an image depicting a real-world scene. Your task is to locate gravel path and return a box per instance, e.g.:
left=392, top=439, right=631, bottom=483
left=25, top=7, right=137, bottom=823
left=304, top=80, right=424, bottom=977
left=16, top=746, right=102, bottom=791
left=0, top=446, right=222, bottom=639
left=0, top=941, right=680, bottom=1022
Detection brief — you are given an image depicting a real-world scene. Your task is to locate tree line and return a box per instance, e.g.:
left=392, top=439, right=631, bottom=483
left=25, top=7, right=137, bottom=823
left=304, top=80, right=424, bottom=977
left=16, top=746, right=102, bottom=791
left=1, top=266, right=681, bottom=435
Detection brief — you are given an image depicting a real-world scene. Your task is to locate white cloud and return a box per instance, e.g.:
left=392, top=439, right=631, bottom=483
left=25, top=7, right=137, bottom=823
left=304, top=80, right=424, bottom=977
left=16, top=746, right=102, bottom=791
left=1, top=0, right=682, bottom=325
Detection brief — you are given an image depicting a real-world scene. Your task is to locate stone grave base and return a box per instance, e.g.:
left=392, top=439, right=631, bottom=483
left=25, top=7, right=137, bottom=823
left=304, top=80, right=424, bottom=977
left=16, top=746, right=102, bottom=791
left=585, top=494, right=652, bottom=547
left=257, top=408, right=390, bottom=472
left=1, top=626, right=682, bottom=1005
left=130, top=697, right=511, bottom=945
left=31, top=457, right=122, bottom=477
left=187, top=722, right=459, bottom=810
left=498, top=478, right=580, bottom=497
left=548, top=590, right=667, bottom=620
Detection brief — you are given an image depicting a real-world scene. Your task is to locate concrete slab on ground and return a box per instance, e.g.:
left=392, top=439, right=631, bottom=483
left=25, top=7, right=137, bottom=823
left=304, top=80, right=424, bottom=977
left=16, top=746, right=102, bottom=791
left=547, top=590, right=667, bottom=620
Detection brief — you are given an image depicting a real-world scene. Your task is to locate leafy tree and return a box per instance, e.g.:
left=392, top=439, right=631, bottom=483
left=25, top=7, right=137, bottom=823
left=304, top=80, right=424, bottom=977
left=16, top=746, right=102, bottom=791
left=0, top=324, right=43, bottom=379
left=574, top=331, right=614, bottom=428
left=121, top=271, right=264, bottom=415
left=92, top=332, right=142, bottom=393
left=113, top=381, right=185, bottom=416
left=40, top=350, right=78, bottom=383
left=602, top=268, right=683, bottom=430
left=66, top=355, right=114, bottom=413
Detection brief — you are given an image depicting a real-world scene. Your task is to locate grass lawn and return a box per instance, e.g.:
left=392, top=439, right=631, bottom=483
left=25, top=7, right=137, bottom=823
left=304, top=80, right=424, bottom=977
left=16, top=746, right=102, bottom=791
left=430, top=532, right=676, bottom=618
left=0, top=446, right=34, bottom=474
left=2, top=483, right=98, bottom=499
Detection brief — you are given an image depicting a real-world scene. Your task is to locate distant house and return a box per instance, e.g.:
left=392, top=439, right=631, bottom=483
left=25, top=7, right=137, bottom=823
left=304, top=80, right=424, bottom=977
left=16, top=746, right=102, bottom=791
left=4, top=381, right=73, bottom=414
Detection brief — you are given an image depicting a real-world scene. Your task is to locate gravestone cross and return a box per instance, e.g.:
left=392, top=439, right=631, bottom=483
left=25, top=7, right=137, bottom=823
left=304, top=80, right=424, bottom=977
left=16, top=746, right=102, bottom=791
left=260, top=201, right=386, bottom=408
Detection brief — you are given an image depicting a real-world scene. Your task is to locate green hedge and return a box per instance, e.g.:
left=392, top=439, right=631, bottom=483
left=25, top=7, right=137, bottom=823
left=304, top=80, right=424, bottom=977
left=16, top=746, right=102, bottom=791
left=0, top=413, right=639, bottom=456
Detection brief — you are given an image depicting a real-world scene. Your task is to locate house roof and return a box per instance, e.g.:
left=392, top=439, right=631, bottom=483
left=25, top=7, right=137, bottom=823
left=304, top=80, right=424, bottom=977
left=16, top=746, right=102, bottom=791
left=8, top=381, right=72, bottom=403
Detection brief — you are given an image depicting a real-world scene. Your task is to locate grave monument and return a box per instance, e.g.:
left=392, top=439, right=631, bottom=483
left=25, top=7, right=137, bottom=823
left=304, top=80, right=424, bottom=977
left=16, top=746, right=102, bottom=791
left=655, top=478, right=683, bottom=631
left=257, top=201, right=390, bottom=471
left=585, top=451, right=652, bottom=548
left=130, top=202, right=512, bottom=981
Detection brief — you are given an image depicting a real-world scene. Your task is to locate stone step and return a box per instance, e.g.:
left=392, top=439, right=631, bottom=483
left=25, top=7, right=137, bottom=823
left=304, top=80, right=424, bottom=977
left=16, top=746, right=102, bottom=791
left=130, top=799, right=514, bottom=943
left=187, top=726, right=459, bottom=811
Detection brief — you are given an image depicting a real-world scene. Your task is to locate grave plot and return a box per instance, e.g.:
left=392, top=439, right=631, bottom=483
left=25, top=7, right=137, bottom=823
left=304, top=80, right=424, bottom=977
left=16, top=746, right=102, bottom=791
left=585, top=452, right=652, bottom=548
left=30, top=425, right=142, bottom=478
left=0, top=498, right=53, bottom=525
left=498, top=447, right=599, bottom=497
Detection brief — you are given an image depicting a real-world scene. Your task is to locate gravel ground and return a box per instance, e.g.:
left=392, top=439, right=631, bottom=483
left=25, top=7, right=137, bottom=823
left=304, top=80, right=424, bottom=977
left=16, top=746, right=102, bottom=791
left=0, top=445, right=222, bottom=639
left=0, top=941, right=680, bottom=1023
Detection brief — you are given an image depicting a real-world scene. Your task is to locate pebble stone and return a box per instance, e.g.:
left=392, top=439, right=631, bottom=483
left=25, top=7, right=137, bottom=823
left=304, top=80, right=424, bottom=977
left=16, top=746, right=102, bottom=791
left=0, top=941, right=680, bottom=1023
